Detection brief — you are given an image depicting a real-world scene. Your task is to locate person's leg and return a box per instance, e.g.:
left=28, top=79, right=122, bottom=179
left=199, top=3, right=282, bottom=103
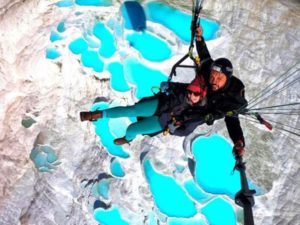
left=114, top=116, right=163, bottom=144
left=104, top=98, right=159, bottom=118
left=80, top=98, right=159, bottom=122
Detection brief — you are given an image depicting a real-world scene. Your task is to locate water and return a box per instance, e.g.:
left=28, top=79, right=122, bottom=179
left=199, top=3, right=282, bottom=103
left=92, top=179, right=111, bottom=199
left=91, top=102, right=130, bottom=158
left=201, top=197, right=236, bottom=225
left=124, top=57, right=168, bottom=99
left=50, top=31, right=63, bottom=42
left=174, top=163, right=185, bottom=173
left=57, top=21, right=66, bottom=33
left=107, top=18, right=123, bottom=37
left=192, top=134, right=241, bottom=198
left=183, top=179, right=211, bottom=203
left=107, top=62, right=131, bottom=92
left=94, top=206, right=130, bottom=225
left=30, top=145, right=60, bottom=173
left=143, top=159, right=197, bottom=218
left=46, top=48, right=61, bottom=59
left=83, top=32, right=100, bottom=49
left=108, top=117, right=133, bottom=140
left=56, top=0, right=74, bottom=7
left=167, top=217, right=206, bottom=225
left=145, top=2, right=220, bottom=43
left=75, top=0, right=112, bottom=7
left=68, top=37, right=104, bottom=72
left=81, top=50, right=104, bottom=72
left=126, top=31, right=172, bottom=62
left=121, top=1, right=146, bottom=31
left=93, top=22, right=116, bottom=58
left=110, top=158, right=125, bottom=177
left=146, top=211, right=159, bottom=225
left=69, top=38, right=88, bottom=54
left=21, top=116, right=36, bottom=128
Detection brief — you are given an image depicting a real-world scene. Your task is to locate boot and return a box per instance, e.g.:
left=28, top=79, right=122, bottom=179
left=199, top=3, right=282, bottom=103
left=114, top=137, right=130, bottom=145
left=80, top=111, right=103, bottom=122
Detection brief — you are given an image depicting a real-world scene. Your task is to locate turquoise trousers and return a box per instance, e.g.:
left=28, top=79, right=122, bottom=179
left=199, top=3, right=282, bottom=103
left=103, top=98, right=163, bottom=141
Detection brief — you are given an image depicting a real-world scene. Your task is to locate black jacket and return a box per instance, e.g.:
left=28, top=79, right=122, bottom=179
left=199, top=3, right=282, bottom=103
left=196, top=37, right=248, bottom=145
left=140, top=82, right=207, bottom=136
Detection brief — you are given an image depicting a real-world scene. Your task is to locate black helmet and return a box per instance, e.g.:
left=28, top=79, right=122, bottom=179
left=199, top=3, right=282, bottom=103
left=211, top=58, right=233, bottom=78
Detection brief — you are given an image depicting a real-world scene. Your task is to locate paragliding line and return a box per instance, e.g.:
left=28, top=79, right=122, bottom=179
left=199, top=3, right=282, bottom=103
left=168, top=0, right=204, bottom=81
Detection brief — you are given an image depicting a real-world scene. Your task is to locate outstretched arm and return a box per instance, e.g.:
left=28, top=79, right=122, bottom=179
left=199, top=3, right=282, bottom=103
left=225, top=116, right=246, bottom=157
left=195, top=26, right=212, bottom=63
left=225, top=116, right=245, bottom=145
left=195, top=26, right=213, bottom=81
left=224, top=88, right=247, bottom=155
left=224, top=87, right=247, bottom=146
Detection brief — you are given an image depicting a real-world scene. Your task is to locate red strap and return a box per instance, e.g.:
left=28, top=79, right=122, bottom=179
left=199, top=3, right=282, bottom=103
left=255, top=113, right=273, bottom=131
left=263, top=120, right=273, bottom=131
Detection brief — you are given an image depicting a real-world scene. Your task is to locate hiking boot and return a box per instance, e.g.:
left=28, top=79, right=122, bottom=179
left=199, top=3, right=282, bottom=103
left=80, top=111, right=103, bottom=122
left=114, top=137, right=130, bottom=145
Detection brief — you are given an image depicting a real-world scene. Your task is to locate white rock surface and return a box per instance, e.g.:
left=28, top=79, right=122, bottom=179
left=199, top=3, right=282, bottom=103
left=0, top=0, right=299, bottom=224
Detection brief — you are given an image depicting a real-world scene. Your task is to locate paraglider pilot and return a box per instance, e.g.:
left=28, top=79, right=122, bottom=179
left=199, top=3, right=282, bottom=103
left=195, top=25, right=248, bottom=157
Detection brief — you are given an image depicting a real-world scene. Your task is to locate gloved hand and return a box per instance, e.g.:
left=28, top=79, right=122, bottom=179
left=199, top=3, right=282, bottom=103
left=233, top=140, right=245, bottom=157
left=195, top=25, right=203, bottom=41
left=204, top=114, right=214, bottom=125
left=160, top=82, right=169, bottom=93
left=167, top=123, right=180, bottom=134
left=172, top=114, right=184, bottom=124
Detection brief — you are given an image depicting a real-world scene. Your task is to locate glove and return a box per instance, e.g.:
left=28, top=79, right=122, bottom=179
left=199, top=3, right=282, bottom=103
left=195, top=25, right=203, bottom=41
left=160, top=82, right=169, bottom=93
left=233, top=140, right=245, bottom=157
left=167, top=123, right=180, bottom=134
left=172, top=114, right=184, bottom=124
left=204, top=114, right=214, bottom=125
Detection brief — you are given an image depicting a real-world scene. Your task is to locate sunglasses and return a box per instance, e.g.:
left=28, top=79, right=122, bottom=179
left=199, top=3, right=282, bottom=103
left=187, top=90, right=202, bottom=97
